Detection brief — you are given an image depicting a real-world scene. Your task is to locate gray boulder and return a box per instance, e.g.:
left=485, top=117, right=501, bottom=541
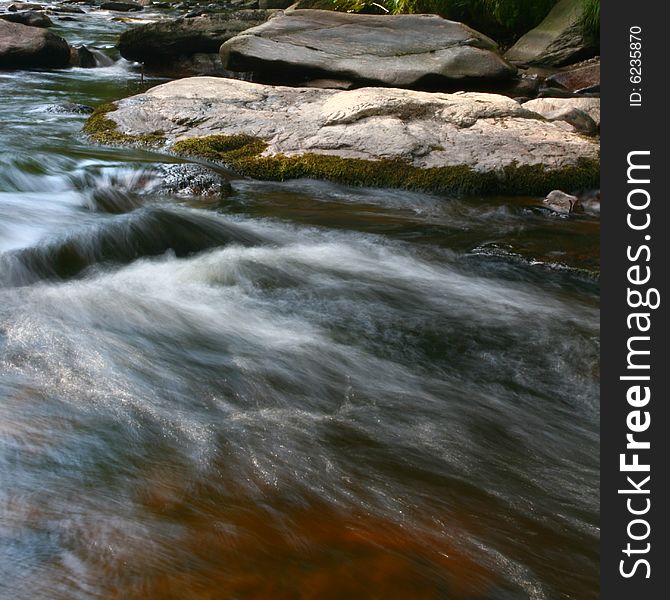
left=0, top=10, right=53, bottom=28
left=220, top=9, right=516, bottom=89
left=0, top=19, right=70, bottom=69
left=88, top=77, right=599, bottom=194
left=505, top=0, right=598, bottom=67
left=118, top=9, right=274, bottom=68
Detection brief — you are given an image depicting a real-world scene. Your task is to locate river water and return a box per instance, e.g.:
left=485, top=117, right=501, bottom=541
left=0, top=6, right=599, bottom=600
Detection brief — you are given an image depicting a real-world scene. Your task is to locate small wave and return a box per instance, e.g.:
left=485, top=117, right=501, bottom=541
left=0, top=208, right=264, bottom=286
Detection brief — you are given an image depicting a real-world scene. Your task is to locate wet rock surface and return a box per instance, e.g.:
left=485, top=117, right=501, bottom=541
left=69, top=44, right=116, bottom=67
left=156, top=162, right=233, bottom=198
left=118, top=9, right=274, bottom=68
left=544, top=58, right=600, bottom=93
left=0, top=18, right=70, bottom=68
left=543, top=189, right=578, bottom=214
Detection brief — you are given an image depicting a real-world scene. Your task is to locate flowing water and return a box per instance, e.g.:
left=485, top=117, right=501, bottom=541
left=0, top=6, right=599, bottom=600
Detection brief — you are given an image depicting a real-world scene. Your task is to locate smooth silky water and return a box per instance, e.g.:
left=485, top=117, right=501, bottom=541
left=0, top=6, right=599, bottom=600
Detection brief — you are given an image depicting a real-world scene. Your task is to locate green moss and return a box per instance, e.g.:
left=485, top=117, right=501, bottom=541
left=83, top=103, right=166, bottom=147
left=171, top=134, right=599, bottom=195
left=172, top=134, right=268, bottom=162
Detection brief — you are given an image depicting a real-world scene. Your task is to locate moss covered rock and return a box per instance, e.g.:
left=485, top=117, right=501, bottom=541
left=84, top=77, right=599, bottom=195
left=505, top=0, right=598, bottom=67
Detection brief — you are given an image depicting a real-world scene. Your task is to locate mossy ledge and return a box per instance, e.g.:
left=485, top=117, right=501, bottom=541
left=171, top=134, right=600, bottom=195
left=83, top=103, right=166, bottom=146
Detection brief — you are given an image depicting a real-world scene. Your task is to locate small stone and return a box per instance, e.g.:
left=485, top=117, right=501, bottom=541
left=46, top=102, right=95, bottom=114
left=157, top=163, right=233, bottom=199
left=544, top=190, right=578, bottom=214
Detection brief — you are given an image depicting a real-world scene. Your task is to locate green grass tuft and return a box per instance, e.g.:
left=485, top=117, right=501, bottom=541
left=331, top=0, right=559, bottom=44
left=579, top=0, right=600, bottom=40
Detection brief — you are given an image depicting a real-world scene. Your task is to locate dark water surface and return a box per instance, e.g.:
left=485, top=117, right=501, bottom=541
left=0, top=7, right=599, bottom=600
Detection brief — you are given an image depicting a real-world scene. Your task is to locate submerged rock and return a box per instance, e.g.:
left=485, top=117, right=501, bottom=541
left=85, top=77, right=599, bottom=194
left=220, top=9, right=516, bottom=90
left=504, top=0, right=598, bottom=67
left=118, top=9, right=274, bottom=69
left=0, top=19, right=70, bottom=69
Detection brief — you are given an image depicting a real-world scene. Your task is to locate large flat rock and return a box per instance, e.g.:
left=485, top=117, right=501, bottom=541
left=86, top=77, right=599, bottom=194
left=220, top=9, right=516, bottom=89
